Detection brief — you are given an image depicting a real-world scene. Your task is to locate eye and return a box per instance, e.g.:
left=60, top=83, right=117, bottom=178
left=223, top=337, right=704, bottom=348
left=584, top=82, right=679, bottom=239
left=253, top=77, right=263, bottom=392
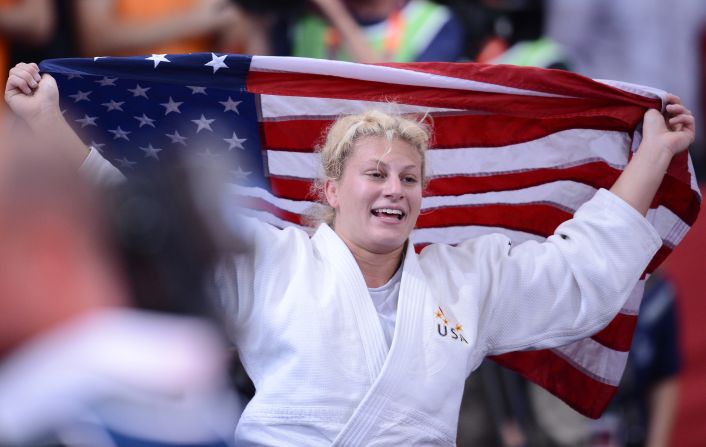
left=402, top=175, right=418, bottom=184
left=366, top=170, right=384, bottom=179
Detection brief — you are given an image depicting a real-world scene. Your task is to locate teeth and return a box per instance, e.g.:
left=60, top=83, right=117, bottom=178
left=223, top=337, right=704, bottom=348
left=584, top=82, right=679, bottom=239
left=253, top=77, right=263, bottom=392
left=372, top=208, right=404, bottom=220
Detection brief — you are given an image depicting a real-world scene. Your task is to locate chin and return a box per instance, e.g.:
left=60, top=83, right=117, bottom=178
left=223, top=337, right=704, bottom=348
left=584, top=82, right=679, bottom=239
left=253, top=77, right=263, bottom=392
left=367, top=233, right=409, bottom=255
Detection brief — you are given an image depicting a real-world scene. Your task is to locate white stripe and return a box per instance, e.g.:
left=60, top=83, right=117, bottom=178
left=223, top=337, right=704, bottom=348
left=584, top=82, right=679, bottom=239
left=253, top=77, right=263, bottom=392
left=687, top=155, right=701, bottom=197
left=421, top=181, right=596, bottom=213
left=621, top=280, right=645, bottom=316
left=251, top=55, right=571, bottom=98
left=553, top=338, right=629, bottom=386
left=266, top=129, right=631, bottom=178
left=267, top=151, right=321, bottom=179
left=260, top=94, right=463, bottom=119
left=646, top=206, right=690, bottom=247
left=428, top=129, right=631, bottom=176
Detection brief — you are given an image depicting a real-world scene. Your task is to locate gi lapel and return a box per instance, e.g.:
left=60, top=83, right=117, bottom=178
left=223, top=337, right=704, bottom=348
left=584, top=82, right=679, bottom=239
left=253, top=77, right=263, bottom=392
left=332, top=245, right=429, bottom=446
left=314, top=224, right=388, bottom=383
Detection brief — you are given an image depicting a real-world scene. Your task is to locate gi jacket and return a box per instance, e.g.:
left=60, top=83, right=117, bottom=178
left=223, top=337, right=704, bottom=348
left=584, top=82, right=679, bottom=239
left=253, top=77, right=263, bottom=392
left=215, top=189, right=661, bottom=446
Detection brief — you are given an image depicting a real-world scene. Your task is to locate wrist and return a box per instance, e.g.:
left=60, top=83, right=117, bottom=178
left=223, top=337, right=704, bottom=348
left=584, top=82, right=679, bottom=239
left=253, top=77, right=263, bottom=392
left=634, top=141, right=673, bottom=172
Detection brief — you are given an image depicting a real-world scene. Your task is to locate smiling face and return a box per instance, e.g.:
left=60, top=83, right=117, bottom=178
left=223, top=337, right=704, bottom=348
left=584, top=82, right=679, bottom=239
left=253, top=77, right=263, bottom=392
left=325, top=136, right=423, bottom=256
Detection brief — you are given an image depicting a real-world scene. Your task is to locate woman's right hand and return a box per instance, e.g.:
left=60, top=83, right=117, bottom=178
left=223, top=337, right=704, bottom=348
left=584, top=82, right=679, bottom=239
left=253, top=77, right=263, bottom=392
left=4, top=62, right=61, bottom=127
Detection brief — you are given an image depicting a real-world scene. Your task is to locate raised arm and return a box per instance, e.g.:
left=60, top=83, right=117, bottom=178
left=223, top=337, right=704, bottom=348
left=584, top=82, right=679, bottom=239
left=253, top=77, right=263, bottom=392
left=74, top=0, right=243, bottom=56
left=4, top=63, right=89, bottom=168
left=309, top=0, right=382, bottom=63
left=609, top=95, right=695, bottom=215
left=0, top=0, right=54, bottom=45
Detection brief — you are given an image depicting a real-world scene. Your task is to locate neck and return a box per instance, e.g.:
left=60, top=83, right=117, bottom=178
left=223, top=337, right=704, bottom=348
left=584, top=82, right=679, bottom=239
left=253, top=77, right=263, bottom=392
left=348, top=243, right=405, bottom=288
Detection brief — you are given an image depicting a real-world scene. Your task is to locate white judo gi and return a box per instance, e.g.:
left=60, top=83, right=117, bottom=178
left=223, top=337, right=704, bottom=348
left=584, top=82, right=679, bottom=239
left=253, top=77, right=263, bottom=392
left=84, top=149, right=661, bottom=446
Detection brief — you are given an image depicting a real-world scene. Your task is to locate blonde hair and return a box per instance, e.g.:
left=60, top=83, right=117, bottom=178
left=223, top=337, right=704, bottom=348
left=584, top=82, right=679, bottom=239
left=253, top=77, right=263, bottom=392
left=308, top=110, right=431, bottom=227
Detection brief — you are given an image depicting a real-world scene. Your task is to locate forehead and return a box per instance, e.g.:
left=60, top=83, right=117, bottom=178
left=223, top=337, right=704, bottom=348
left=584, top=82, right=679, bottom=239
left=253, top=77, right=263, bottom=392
left=349, top=136, right=423, bottom=166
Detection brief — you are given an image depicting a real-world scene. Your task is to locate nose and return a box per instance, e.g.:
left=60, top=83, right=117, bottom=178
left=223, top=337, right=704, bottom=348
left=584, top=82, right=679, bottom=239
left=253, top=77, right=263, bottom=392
left=383, top=176, right=404, bottom=200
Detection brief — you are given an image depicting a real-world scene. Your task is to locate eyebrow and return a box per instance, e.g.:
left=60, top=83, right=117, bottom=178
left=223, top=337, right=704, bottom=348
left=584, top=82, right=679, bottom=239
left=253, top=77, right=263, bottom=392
left=364, top=159, right=419, bottom=171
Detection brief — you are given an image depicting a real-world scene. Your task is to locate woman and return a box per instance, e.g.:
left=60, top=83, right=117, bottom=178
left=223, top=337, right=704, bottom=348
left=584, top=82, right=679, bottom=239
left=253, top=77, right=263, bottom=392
left=4, top=62, right=695, bottom=446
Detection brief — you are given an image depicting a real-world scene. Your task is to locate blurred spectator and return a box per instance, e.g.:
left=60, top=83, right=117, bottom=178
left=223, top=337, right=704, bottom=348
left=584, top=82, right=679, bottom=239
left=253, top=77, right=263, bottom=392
left=9, top=1, right=79, bottom=66
left=474, top=0, right=570, bottom=70
left=0, top=0, right=53, bottom=115
left=0, top=131, right=242, bottom=446
left=545, top=0, right=706, bottom=179
left=270, top=0, right=465, bottom=63
left=74, top=0, right=244, bottom=57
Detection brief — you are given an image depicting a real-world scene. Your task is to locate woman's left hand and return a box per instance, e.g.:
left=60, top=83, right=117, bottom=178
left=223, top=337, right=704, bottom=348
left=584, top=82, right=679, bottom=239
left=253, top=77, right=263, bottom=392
left=642, top=94, right=696, bottom=158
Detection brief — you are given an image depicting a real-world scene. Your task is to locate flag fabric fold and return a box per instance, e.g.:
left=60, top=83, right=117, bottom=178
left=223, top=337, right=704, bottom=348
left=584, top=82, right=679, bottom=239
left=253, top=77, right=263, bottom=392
left=38, top=53, right=701, bottom=418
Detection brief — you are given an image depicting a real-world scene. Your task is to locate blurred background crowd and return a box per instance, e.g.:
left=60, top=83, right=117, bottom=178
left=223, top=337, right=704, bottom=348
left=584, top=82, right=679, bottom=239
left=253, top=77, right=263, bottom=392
left=1, top=0, right=705, bottom=446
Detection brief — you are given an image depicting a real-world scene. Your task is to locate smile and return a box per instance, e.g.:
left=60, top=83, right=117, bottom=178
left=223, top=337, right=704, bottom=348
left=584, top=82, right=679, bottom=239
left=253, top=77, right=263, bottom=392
left=371, top=208, right=406, bottom=220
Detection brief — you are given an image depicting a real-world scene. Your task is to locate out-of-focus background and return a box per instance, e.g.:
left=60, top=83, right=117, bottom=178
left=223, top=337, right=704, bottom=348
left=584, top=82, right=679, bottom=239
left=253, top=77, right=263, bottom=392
left=1, top=1, right=704, bottom=445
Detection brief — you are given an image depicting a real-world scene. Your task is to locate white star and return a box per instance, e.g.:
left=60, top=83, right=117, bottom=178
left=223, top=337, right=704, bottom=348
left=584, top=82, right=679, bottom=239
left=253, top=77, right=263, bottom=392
left=75, top=114, right=98, bottom=128
left=219, top=97, right=241, bottom=114
left=108, top=126, right=131, bottom=141
left=233, top=166, right=252, bottom=180
left=66, top=73, right=83, bottom=80
left=115, top=157, right=137, bottom=169
left=166, top=130, right=187, bottom=145
left=101, top=100, right=124, bottom=111
left=95, top=76, right=117, bottom=86
left=205, top=52, right=228, bottom=73
left=160, top=96, right=183, bottom=115
left=187, top=85, right=207, bottom=95
left=224, top=131, right=246, bottom=150
left=134, top=113, right=156, bottom=128
left=69, top=90, right=91, bottom=103
left=191, top=114, right=215, bottom=133
left=128, top=84, right=150, bottom=98
left=140, top=143, right=163, bottom=160
left=146, top=54, right=170, bottom=68
left=198, top=148, right=220, bottom=161
left=90, top=141, right=105, bottom=152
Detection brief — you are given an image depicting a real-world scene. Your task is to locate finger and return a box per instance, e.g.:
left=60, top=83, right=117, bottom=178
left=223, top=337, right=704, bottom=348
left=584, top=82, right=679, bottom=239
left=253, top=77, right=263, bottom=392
left=12, top=62, right=41, bottom=84
left=669, top=114, right=695, bottom=129
left=6, top=73, right=34, bottom=95
left=665, top=103, right=691, bottom=116
left=9, top=65, right=39, bottom=89
left=666, top=93, right=682, bottom=105
left=10, top=68, right=38, bottom=91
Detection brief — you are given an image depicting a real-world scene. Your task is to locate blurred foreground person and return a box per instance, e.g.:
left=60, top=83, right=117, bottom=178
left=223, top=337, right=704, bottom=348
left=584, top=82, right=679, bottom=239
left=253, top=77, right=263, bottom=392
left=0, top=131, right=241, bottom=446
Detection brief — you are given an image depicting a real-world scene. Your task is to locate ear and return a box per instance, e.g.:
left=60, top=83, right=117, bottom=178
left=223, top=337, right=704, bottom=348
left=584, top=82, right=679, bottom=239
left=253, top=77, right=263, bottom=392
left=324, top=178, right=340, bottom=209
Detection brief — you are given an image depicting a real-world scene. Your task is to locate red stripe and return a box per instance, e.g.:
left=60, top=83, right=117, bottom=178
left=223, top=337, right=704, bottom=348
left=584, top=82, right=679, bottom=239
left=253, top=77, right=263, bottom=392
left=270, top=163, right=621, bottom=201
left=645, top=245, right=673, bottom=274
left=426, top=162, right=621, bottom=196
left=270, top=177, right=316, bottom=201
left=260, top=114, right=634, bottom=151
left=248, top=71, right=648, bottom=126
left=416, top=203, right=571, bottom=236
left=490, top=349, right=618, bottom=418
left=590, top=313, right=637, bottom=351
left=379, top=61, right=662, bottom=110
left=654, top=173, right=702, bottom=226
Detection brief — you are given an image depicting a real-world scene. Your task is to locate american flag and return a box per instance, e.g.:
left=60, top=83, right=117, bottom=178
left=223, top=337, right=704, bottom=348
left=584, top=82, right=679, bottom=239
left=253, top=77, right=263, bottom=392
left=39, top=53, right=700, bottom=418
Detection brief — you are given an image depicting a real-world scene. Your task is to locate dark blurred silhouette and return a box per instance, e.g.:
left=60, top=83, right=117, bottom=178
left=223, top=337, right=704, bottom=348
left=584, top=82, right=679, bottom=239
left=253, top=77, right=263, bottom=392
left=0, top=131, right=242, bottom=446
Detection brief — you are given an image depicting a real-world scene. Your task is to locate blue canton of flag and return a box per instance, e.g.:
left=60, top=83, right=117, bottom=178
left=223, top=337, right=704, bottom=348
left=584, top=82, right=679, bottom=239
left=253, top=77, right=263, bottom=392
left=41, top=53, right=266, bottom=189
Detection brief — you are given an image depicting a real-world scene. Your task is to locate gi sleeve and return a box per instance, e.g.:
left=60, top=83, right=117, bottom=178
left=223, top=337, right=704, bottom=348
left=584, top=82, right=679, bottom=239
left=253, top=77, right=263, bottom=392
left=422, top=188, right=662, bottom=356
